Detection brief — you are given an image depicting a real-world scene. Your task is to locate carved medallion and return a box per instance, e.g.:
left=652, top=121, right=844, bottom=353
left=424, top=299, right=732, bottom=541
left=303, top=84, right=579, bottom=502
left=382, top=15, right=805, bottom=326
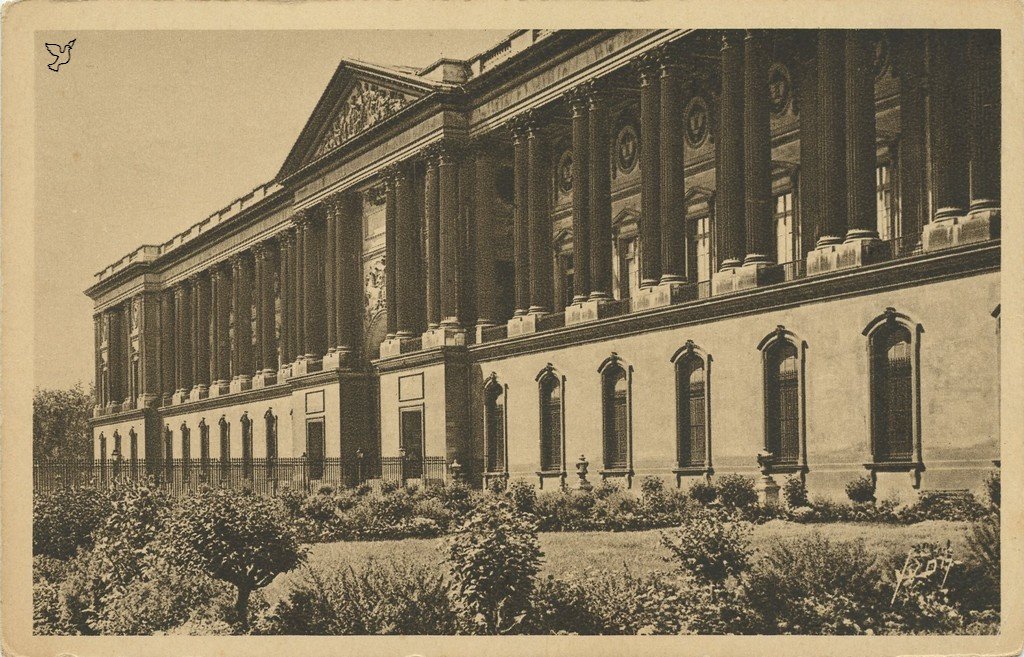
left=768, top=62, right=792, bottom=117
left=557, top=150, right=573, bottom=194
left=616, top=123, right=639, bottom=174
left=364, top=256, right=387, bottom=323
left=684, top=95, right=710, bottom=149
left=313, top=81, right=409, bottom=159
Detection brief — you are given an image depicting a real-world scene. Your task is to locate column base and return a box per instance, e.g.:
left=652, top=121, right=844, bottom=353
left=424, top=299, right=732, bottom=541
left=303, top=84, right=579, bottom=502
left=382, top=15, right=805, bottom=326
left=171, top=390, right=188, bottom=405
left=712, top=262, right=783, bottom=295
left=252, top=370, right=277, bottom=389
left=422, top=326, right=467, bottom=349
left=208, top=380, right=230, bottom=397
left=506, top=312, right=540, bottom=337
left=564, top=298, right=617, bottom=326
left=631, top=281, right=698, bottom=312
left=93, top=405, right=104, bottom=418
left=755, top=474, right=781, bottom=507
left=322, top=349, right=354, bottom=370
left=291, top=357, right=323, bottom=376
left=806, top=236, right=890, bottom=277
left=922, top=209, right=1000, bottom=253
left=121, top=397, right=136, bottom=411
left=379, top=337, right=404, bottom=359
left=229, top=376, right=252, bottom=394
left=136, top=393, right=160, bottom=409
left=188, top=385, right=209, bottom=402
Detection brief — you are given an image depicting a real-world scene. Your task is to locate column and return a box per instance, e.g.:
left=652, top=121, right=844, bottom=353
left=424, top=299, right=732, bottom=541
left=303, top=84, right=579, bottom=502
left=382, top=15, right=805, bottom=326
left=159, top=289, right=175, bottom=404
left=303, top=218, right=323, bottom=358
left=209, top=265, right=227, bottom=390
left=424, top=149, right=442, bottom=328
left=139, top=293, right=161, bottom=407
left=527, top=117, right=553, bottom=314
left=191, top=274, right=211, bottom=394
left=253, top=244, right=266, bottom=371
left=232, top=254, right=254, bottom=380
left=929, top=30, right=969, bottom=220
left=294, top=212, right=308, bottom=358
left=474, top=144, right=500, bottom=329
left=384, top=171, right=398, bottom=338
left=588, top=86, right=613, bottom=299
left=568, top=89, right=591, bottom=302
left=253, top=242, right=276, bottom=377
left=335, top=194, right=360, bottom=356
left=439, top=144, right=463, bottom=328
left=844, top=30, right=879, bottom=241
left=511, top=120, right=531, bottom=316
left=816, top=29, right=847, bottom=246
left=715, top=31, right=745, bottom=270
left=743, top=30, right=773, bottom=265
left=796, top=44, right=821, bottom=259
left=896, top=31, right=928, bottom=241
left=324, top=205, right=338, bottom=354
left=174, top=282, right=192, bottom=396
left=659, top=47, right=687, bottom=281
left=968, top=30, right=1000, bottom=214
left=278, top=230, right=294, bottom=365
left=93, top=315, right=103, bottom=410
left=124, top=303, right=135, bottom=403
left=637, top=53, right=661, bottom=286
left=395, top=162, right=422, bottom=336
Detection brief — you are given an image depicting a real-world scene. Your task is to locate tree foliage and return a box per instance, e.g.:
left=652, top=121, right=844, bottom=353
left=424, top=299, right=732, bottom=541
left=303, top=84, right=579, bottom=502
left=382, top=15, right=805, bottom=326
left=34, top=384, right=94, bottom=460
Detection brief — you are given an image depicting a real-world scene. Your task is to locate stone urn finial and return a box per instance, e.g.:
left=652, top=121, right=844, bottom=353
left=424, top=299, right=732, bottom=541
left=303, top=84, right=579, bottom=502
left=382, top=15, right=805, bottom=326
left=449, top=458, right=464, bottom=483
left=576, top=454, right=592, bottom=491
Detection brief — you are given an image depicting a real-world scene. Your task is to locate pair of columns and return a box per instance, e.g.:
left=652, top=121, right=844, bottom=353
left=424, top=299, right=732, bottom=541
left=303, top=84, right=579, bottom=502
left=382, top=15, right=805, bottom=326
left=383, top=143, right=501, bottom=339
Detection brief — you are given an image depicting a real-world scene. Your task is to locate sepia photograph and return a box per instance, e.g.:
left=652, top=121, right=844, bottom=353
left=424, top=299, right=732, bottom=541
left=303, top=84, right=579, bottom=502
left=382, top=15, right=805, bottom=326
left=3, top=2, right=1022, bottom=655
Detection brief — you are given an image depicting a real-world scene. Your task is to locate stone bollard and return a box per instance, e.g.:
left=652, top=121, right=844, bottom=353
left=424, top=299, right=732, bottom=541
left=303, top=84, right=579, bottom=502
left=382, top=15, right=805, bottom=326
left=756, top=475, right=781, bottom=507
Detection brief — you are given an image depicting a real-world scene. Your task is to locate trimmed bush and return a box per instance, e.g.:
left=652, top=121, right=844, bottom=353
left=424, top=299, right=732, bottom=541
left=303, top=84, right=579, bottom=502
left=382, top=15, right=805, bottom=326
left=845, top=475, right=876, bottom=504
left=506, top=479, right=538, bottom=515
left=715, top=474, right=758, bottom=511
left=783, top=476, right=809, bottom=508
left=985, top=470, right=1000, bottom=508
left=33, top=487, right=108, bottom=560
left=166, top=488, right=305, bottom=628
left=660, top=507, right=751, bottom=584
left=445, top=496, right=543, bottom=634
left=688, top=479, right=718, bottom=505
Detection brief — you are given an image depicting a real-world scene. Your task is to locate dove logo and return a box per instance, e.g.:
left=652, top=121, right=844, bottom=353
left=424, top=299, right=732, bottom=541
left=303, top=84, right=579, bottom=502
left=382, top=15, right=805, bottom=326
left=45, top=39, right=76, bottom=72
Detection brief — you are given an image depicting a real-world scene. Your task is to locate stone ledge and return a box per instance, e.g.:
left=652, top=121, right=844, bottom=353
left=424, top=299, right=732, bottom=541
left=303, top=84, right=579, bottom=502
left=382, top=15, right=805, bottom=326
left=923, top=210, right=1000, bottom=253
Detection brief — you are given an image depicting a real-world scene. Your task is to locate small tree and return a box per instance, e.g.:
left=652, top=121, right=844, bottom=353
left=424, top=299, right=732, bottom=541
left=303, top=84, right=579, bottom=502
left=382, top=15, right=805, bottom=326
left=33, top=384, right=94, bottom=460
left=445, top=496, right=543, bottom=634
left=169, top=489, right=306, bottom=628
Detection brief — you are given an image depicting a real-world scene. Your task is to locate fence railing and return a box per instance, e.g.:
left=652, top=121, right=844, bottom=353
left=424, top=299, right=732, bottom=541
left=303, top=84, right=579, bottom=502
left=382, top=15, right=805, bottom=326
left=32, top=455, right=455, bottom=497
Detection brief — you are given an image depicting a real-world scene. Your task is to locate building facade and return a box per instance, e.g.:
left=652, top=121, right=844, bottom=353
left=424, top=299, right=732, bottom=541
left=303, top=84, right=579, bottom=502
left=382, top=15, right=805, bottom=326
left=87, top=29, right=1001, bottom=501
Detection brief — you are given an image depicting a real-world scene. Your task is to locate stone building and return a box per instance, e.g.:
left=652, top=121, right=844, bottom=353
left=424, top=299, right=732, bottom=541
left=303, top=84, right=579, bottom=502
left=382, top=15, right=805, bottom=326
left=87, top=29, right=1000, bottom=500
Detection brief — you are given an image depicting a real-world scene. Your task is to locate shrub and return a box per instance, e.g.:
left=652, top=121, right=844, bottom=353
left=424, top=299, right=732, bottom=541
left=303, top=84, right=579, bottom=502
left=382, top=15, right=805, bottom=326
left=535, top=488, right=596, bottom=532
left=783, top=476, right=809, bottom=508
left=254, top=559, right=457, bottom=635
left=845, top=475, right=876, bottom=504
left=907, top=491, right=989, bottom=522
left=715, top=474, right=758, bottom=511
left=277, top=485, right=305, bottom=518
left=688, top=479, right=718, bottom=505
left=445, top=496, right=543, bottom=634
left=33, top=487, right=108, bottom=560
left=985, top=470, right=1000, bottom=508
left=745, top=532, right=886, bottom=634
left=167, top=489, right=306, bottom=629
left=33, top=578, right=77, bottom=635
left=660, top=507, right=751, bottom=584
left=506, top=479, right=538, bottom=515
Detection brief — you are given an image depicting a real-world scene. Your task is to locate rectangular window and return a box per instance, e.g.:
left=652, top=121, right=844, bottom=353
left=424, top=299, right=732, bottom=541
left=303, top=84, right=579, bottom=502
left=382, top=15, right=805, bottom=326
left=399, top=407, right=424, bottom=479
left=876, top=162, right=898, bottom=241
left=688, top=216, right=712, bottom=283
left=774, top=192, right=796, bottom=264
left=307, top=418, right=325, bottom=480
left=561, top=253, right=575, bottom=308
left=618, top=238, right=637, bottom=300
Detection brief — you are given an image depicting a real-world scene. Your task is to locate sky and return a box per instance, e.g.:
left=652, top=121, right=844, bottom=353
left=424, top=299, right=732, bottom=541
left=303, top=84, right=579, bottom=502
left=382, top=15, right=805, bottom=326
left=34, top=29, right=509, bottom=391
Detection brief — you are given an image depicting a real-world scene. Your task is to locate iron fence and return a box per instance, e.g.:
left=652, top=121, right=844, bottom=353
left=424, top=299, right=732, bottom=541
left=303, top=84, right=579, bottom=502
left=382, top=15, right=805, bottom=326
left=32, top=455, right=430, bottom=497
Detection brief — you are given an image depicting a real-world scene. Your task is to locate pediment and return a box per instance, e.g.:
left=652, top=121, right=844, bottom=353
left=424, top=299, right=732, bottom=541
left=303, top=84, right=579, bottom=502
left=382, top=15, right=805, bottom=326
left=277, top=61, right=438, bottom=180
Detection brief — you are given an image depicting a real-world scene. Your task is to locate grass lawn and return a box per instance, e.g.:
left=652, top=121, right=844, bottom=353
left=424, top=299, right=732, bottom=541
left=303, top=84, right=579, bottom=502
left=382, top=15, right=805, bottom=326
left=265, top=519, right=971, bottom=603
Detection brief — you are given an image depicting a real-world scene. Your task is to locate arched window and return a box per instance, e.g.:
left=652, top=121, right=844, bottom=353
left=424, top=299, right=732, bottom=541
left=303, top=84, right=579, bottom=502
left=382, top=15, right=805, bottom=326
left=483, top=374, right=508, bottom=481
left=599, top=353, right=633, bottom=484
left=180, top=423, right=191, bottom=483
left=98, top=433, right=107, bottom=484
left=864, top=308, right=923, bottom=482
left=672, top=342, right=712, bottom=479
left=265, top=409, right=278, bottom=480
left=199, top=419, right=210, bottom=482
left=536, top=364, right=565, bottom=487
left=128, top=428, right=138, bottom=479
left=758, top=327, right=808, bottom=475
left=163, top=425, right=173, bottom=482
left=241, top=413, right=253, bottom=480
left=219, top=416, right=230, bottom=480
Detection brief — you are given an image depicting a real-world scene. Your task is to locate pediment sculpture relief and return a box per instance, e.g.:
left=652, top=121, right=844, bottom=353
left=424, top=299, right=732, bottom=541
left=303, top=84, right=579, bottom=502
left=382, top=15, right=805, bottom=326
left=313, top=81, right=410, bottom=159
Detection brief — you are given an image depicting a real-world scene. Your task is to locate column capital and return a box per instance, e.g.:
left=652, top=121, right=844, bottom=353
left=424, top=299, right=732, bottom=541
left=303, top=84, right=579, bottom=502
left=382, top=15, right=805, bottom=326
left=252, top=241, right=270, bottom=260
left=632, top=50, right=662, bottom=80
left=291, top=207, right=312, bottom=226
left=380, top=163, right=403, bottom=190
left=720, top=29, right=745, bottom=50
left=506, top=113, right=531, bottom=140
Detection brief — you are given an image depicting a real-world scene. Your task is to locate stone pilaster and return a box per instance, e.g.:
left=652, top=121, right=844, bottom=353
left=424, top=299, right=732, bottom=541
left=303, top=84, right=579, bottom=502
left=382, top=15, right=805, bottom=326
left=526, top=114, right=552, bottom=315
left=637, top=52, right=661, bottom=287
